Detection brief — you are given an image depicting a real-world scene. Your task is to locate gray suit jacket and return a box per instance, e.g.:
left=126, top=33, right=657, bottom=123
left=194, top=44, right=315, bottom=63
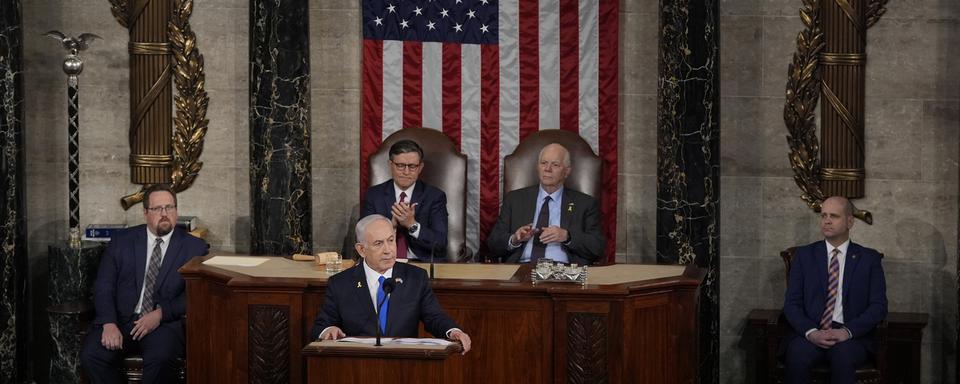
left=486, top=186, right=605, bottom=265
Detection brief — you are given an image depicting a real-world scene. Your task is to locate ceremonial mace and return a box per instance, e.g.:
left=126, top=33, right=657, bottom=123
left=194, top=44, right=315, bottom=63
left=45, top=31, right=100, bottom=247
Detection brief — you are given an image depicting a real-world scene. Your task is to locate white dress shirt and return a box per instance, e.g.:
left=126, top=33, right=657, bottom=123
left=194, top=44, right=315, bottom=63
left=805, top=239, right=850, bottom=338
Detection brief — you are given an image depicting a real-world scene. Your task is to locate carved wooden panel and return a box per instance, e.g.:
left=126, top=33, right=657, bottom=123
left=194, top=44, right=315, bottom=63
left=249, top=305, right=289, bottom=384
left=567, top=312, right=608, bottom=384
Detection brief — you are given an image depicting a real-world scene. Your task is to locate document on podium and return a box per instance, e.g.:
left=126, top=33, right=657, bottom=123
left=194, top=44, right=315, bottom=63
left=336, top=337, right=453, bottom=346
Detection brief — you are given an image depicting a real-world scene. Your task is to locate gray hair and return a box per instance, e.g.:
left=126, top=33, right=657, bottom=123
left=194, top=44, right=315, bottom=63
left=538, top=143, right=571, bottom=167
left=355, top=214, right=392, bottom=244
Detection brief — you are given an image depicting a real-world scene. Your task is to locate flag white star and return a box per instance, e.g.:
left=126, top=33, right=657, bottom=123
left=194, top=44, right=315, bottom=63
left=453, top=23, right=463, bottom=32
left=413, top=6, right=423, bottom=16
left=480, top=24, right=489, bottom=33
left=455, top=0, right=463, bottom=4
left=439, top=8, right=449, bottom=18
left=400, top=19, right=410, bottom=29
left=373, top=16, right=384, bottom=26
left=479, top=0, right=489, bottom=4
left=466, top=9, right=476, bottom=19
left=386, top=4, right=396, bottom=13
left=426, top=20, right=436, bottom=30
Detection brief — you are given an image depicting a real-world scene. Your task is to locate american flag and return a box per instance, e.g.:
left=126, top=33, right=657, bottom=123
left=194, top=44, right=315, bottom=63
left=360, top=0, right=618, bottom=261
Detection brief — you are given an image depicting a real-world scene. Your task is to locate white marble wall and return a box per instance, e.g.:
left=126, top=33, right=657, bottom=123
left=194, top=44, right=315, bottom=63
left=719, top=0, right=960, bottom=381
left=20, top=0, right=958, bottom=382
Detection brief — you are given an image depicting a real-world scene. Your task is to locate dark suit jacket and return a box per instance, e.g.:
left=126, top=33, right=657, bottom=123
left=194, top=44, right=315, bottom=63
left=363, top=179, right=448, bottom=258
left=92, top=225, right=209, bottom=326
left=486, top=185, right=605, bottom=265
left=782, top=240, right=887, bottom=352
left=310, top=261, right=459, bottom=340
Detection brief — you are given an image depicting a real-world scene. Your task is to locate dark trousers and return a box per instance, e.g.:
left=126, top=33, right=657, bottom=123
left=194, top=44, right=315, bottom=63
left=785, top=334, right=869, bottom=384
left=80, top=317, right=184, bottom=384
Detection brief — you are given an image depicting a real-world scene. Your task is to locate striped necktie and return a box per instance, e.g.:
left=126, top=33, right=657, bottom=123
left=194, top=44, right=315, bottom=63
left=820, top=248, right=841, bottom=329
left=141, top=238, right=164, bottom=313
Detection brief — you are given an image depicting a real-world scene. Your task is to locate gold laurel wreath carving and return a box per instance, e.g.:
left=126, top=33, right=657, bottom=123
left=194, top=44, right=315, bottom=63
left=110, top=0, right=208, bottom=209
left=783, top=0, right=885, bottom=224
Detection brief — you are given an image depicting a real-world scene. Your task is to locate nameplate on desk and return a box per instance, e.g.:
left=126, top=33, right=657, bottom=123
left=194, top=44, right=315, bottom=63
left=202, top=256, right=269, bottom=267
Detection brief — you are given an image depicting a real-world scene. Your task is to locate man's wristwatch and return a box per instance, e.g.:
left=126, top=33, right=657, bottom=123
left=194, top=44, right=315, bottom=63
left=409, top=222, right=420, bottom=233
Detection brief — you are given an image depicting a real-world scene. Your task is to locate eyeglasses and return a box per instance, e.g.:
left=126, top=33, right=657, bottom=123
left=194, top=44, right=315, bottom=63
left=390, top=160, right=421, bottom=171
left=146, top=205, right=178, bottom=214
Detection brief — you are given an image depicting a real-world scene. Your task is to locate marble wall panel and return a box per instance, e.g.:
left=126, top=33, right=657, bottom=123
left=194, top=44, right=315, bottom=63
left=719, top=176, right=762, bottom=258
left=921, top=101, right=960, bottom=183
left=619, top=11, right=658, bottom=96
left=657, top=1, right=721, bottom=382
left=760, top=16, right=801, bottom=98
left=249, top=0, right=312, bottom=255
left=311, top=167, right=359, bottom=252
left=191, top=6, right=247, bottom=92
left=867, top=19, right=959, bottom=100
left=0, top=0, right=27, bottom=380
left=311, top=89, right=360, bottom=171
left=863, top=98, right=923, bottom=180
left=619, top=93, right=657, bottom=176
left=310, top=9, right=361, bottom=92
left=720, top=97, right=791, bottom=177
left=619, top=174, right=657, bottom=264
left=720, top=16, right=762, bottom=97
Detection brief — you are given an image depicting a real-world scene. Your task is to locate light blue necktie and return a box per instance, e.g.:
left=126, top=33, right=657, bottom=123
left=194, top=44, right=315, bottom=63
left=377, top=276, right=389, bottom=334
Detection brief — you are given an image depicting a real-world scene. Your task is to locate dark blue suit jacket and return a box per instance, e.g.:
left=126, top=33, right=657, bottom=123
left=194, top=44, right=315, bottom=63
left=92, top=225, right=209, bottom=326
left=782, top=240, right=887, bottom=351
left=362, top=180, right=448, bottom=258
left=310, top=261, right=459, bottom=340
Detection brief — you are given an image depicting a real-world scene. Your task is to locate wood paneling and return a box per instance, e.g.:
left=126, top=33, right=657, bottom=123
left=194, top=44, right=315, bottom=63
left=182, top=259, right=704, bottom=384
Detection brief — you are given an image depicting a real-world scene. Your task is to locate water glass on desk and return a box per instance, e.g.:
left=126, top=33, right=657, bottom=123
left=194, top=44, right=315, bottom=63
left=318, top=252, right=343, bottom=273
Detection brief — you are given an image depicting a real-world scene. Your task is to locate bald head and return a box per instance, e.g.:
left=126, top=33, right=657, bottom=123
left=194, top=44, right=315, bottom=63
left=819, top=196, right=855, bottom=246
left=537, top=143, right=572, bottom=193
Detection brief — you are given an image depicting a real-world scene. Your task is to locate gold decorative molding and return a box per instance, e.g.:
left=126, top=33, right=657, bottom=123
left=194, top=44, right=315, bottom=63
left=110, top=0, right=208, bottom=210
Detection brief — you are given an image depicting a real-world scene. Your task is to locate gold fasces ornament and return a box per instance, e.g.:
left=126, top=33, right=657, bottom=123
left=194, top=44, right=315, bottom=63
left=784, top=0, right=886, bottom=224
left=110, top=0, right=208, bottom=210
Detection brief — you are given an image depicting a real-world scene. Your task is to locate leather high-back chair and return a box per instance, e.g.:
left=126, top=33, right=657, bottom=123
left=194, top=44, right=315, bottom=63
left=367, top=127, right=468, bottom=262
left=502, top=129, right=601, bottom=198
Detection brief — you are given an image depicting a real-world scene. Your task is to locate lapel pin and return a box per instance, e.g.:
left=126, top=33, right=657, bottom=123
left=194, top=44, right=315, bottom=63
left=357, top=281, right=363, bottom=288
left=567, top=203, right=574, bottom=212
left=395, top=277, right=403, bottom=285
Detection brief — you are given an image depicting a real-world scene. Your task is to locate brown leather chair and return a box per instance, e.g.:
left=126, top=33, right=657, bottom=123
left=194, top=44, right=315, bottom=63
left=502, top=129, right=601, bottom=198
left=364, top=127, right=469, bottom=262
left=748, top=247, right=886, bottom=384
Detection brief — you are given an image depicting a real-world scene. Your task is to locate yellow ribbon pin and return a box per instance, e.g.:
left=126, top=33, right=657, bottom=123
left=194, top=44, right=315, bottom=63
left=357, top=281, right=363, bottom=288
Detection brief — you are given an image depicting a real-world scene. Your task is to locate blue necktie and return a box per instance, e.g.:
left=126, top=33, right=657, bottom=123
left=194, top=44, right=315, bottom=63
left=377, top=276, right=389, bottom=334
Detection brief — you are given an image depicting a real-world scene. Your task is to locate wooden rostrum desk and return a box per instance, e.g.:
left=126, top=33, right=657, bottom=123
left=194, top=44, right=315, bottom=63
left=180, top=256, right=705, bottom=383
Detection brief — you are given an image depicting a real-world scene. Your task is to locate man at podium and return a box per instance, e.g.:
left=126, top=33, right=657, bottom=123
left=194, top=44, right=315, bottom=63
left=310, top=214, right=471, bottom=353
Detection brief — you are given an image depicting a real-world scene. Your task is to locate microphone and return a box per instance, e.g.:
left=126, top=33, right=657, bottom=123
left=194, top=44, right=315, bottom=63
left=375, top=278, right=396, bottom=347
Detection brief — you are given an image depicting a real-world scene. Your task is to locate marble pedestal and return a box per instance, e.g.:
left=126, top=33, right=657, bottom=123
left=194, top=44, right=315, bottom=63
left=47, top=242, right=105, bottom=383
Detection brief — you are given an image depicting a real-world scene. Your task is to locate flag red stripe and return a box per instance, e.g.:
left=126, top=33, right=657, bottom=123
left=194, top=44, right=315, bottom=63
left=361, top=39, right=384, bottom=201
left=441, top=43, right=462, bottom=150
left=403, top=42, right=422, bottom=129
left=518, top=0, right=539, bottom=140
left=558, top=0, right=579, bottom=133
left=598, top=0, right=619, bottom=262
left=479, top=44, right=500, bottom=244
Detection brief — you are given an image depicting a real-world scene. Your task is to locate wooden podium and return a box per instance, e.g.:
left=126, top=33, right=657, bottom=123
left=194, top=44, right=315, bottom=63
left=303, top=339, right=462, bottom=383
left=181, top=257, right=704, bottom=383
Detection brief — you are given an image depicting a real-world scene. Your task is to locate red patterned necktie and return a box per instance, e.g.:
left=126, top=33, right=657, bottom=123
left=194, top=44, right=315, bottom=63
left=396, top=192, right=408, bottom=260
left=820, top=248, right=841, bottom=329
